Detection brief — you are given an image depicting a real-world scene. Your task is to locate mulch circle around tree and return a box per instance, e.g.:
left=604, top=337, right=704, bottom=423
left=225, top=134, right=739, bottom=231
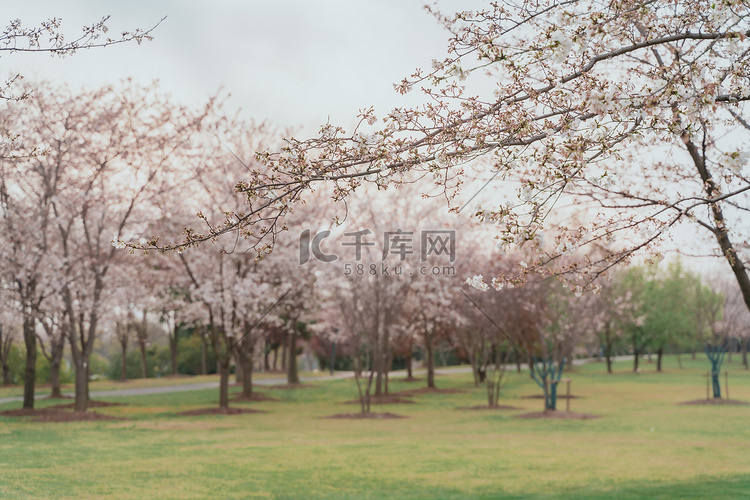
left=400, top=377, right=422, bottom=383
left=516, top=410, right=599, bottom=420
left=47, top=400, right=126, bottom=409
left=32, top=411, right=125, bottom=423
left=267, top=383, right=317, bottom=390
left=0, top=407, right=125, bottom=422
left=343, top=394, right=415, bottom=405
left=230, top=392, right=279, bottom=402
left=522, top=394, right=581, bottom=399
left=679, top=399, right=749, bottom=405
left=457, top=405, right=522, bottom=410
left=176, top=407, right=267, bottom=416
left=396, top=387, right=465, bottom=396
left=324, top=412, right=408, bottom=419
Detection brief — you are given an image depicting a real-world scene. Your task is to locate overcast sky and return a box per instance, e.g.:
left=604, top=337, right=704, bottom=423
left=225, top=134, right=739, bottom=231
left=2, top=1, right=734, bottom=272
left=5, top=0, right=473, bottom=134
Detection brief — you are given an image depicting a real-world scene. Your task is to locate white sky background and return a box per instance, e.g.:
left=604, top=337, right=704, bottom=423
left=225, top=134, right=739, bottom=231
left=4, top=0, right=475, bottom=134
left=2, top=0, right=737, bottom=275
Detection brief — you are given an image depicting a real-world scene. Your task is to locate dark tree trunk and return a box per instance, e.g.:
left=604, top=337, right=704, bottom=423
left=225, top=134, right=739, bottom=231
left=264, top=341, right=270, bottom=371
left=633, top=347, right=640, bottom=373
left=169, top=325, right=178, bottom=376
left=604, top=338, right=613, bottom=374
left=0, top=328, right=12, bottom=386
left=281, top=340, right=287, bottom=371
left=426, top=332, right=435, bottom=389
left=684, top=137, right=750, bottom=327
left=374, top=352, right=384, bottom=396
left=49, top=361, right=63, bottom=398
left=384, top=351, right=393, bottom=395
left=218, top=356, right=230, bottom=410
left=234, top=349, right=244, bottom=386
left=242, top=354, right=253, bottom=398
left=656, top=348, right=663, bottom=372
left=22, top=315, right=36, bottom=410
left=272, top=345, right=278, bottom=371
left=200, top=333, right=208, bottom=376
left=139, top=340, right=148, bottom=379
left=742, top=337, right=748, bottom=370
left=287, top=331, right=299, bottom=385
left=120, top=338, right=128, bottom=382
left=406, top=351, right=413, bottom=379
left=73, top=358, right=87, bottom=412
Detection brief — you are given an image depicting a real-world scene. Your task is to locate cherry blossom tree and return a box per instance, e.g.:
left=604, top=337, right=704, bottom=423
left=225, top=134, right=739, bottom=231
left=137, top=2, right=750, bottom=338
left=0, top=81, right=215, bottom=412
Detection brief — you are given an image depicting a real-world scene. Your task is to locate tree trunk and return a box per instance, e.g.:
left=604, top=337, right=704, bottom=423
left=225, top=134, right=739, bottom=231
left=234, top=349, right=244, bottom=386
left=287, top=331, right=299, bottom=385
left=426, top=332, right=435, bottom=389
left=374, top=352, right=384, bottom=396
left=22, top=316, right=36, bottom=410
left=169, top=325, right=178, bottom=376
left=272, top=345, right=278, bottom=371
left=120, top=339, right=128, bottom=382
left=218, top=356, right=230, bottom=410
left=264, top=341, right=270, bottom=372
left=406, top=351, right=413, bottom=379
left=49, top=361, right=63, bottom=398
left=281, top=340, right=287, bottom=371
left=742, top=337, right=748, bottom=370
left=656, top=348, right=663, bottom=372
left=73, top=359, right=87, bottom=412
left=633, top=347, right=640, bottom=373
left=384, top=351, right=393, bottom=395
left=139, top=341, right=148, bottom=379
left=200, top=333, right=208, bottom=376
left=242, top=354, right=253, bottom=398
left=1, top=329, right=12, bottom=386
left=684, top=137, right=750, bottom=328
left=604, top=341, right=613, bottom=374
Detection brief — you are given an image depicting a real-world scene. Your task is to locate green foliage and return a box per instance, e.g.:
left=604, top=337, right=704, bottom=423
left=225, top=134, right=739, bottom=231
left=618, top=260, right=720, bottom=355
left=4, top=344, right=25, bottom=384
left=177, top=334, right=216, bottom=375
left=107, top=346, right=171, bottom=380
left=4, top=345, right=73, bottom=384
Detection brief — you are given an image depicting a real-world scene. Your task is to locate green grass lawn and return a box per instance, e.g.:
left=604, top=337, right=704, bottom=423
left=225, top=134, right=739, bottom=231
left=1, top=355, right=749, bottom=499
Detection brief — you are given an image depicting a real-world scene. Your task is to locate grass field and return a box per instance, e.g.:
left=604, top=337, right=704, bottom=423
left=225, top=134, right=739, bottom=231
left=1, top=355, right=749, bottom=499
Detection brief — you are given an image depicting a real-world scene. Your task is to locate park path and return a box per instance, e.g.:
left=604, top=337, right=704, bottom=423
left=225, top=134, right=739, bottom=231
left=0, top=356, right=633, bottom=405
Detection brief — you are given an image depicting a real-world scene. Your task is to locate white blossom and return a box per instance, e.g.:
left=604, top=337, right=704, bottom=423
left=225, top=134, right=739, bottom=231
left=465, top=275, right=489, bottom=291
left=722, top=151, right=749, bottom=175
